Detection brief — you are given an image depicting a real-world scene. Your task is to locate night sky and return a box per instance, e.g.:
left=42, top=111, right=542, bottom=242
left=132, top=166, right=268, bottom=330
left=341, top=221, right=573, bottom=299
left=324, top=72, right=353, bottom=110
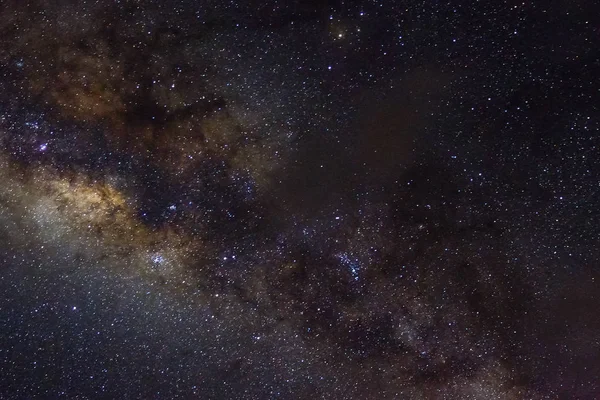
left=0, top=1, right=599, bottom=399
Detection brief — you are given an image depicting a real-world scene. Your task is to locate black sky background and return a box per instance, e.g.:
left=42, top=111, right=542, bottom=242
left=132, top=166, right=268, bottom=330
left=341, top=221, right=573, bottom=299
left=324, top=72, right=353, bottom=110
left=0, top=1, right=599, bottom=399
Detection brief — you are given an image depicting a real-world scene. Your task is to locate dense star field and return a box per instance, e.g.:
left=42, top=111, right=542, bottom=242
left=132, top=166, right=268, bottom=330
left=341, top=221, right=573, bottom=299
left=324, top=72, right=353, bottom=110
left=0, top=1, right=598, bottom=398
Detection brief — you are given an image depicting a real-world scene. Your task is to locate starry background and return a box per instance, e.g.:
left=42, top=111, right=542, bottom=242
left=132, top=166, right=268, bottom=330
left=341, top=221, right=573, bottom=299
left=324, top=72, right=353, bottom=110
left=0, top=1, right=599, bottom=399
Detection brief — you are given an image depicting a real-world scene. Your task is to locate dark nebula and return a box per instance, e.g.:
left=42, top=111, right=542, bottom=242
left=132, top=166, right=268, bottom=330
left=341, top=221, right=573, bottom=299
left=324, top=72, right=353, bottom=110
left=0, top=1, right=599, bottom=399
